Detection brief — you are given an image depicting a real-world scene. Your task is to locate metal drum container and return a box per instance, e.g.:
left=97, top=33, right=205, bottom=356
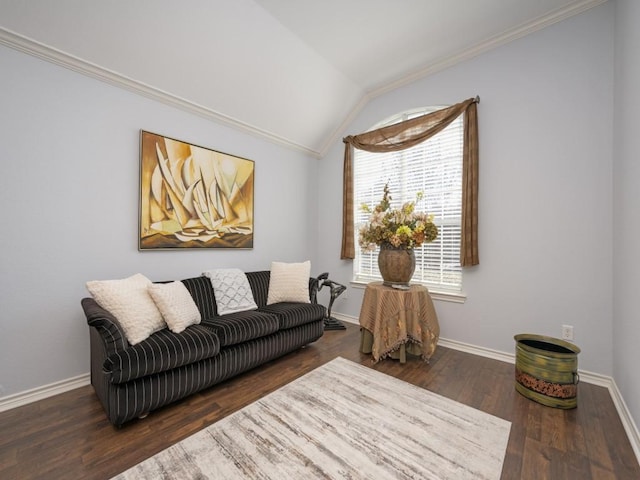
left=514, top=334, right=580, bottom=409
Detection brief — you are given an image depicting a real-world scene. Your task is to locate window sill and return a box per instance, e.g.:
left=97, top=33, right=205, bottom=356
left=349, top=281, right=466, bottom=304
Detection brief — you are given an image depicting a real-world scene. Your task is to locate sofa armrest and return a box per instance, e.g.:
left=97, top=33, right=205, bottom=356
left=81, top=297, right=129, bottom=356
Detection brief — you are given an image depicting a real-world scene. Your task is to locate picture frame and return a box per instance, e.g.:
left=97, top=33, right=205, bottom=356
left=139, top=130, right=254, bottom=250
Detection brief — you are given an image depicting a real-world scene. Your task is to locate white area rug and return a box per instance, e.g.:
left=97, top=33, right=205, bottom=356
left=113, top=357, right=511, bottom=479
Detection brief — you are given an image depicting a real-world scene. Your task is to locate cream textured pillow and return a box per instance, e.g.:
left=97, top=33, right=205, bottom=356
left=148, top=281, right=202, bottom=333
left=267, top=261, right=311, bottom=305
left=203, top=269, right=258, bottom=315
left=86, top=273, right=166, bottom=345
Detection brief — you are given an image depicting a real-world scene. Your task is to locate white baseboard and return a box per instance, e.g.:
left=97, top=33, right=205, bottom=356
left=334, top=313, right=359, bottom=325
left=0, top=373, right=90, bottom=412
left=438, top=337, right=516, bottom=366
left=2, top=317, right=639, bottom=465
left=438, top=337, right=640, bottom=464
left=608, top=378, right=640, bottom=463
left=340, top=314, right=610, bottom=385
left=337, top=312, right=640, bottom=463
left=436, top=336, right=611, bottom=387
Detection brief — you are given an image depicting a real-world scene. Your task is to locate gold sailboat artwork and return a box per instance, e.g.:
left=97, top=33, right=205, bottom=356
left=139, top=131, right=254, bottom=249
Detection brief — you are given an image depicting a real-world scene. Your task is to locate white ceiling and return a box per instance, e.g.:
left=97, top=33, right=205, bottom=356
left=0, top=0, right=605, bottom=156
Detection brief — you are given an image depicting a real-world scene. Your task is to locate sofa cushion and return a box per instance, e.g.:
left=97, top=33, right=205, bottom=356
left=246, top=271, right=320, bottom=309
left=245, top=271, right=271, bottom=307
left=86, top=273, right=166, bottom=345
left=266, top=261, right=311, bottom=305
left=104, top=324, right=220, bottom=384
left=259, top=302, right=326, bottom=330
left=181, top=276, right=218, bottom=318
left=148, top=281, right=202, bottom=333
left=203, top=268, right=258, bottom=315
left=200, top=310, right=280, bottom=347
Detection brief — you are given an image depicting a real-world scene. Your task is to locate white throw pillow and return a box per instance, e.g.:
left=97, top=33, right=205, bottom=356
left=267, top=261, right=311, bottom=305
left=86, top=273, right=166, bottom=345
left=148, top=281, right=202, bottom=333
left=203, top=269, right=258, bottom=315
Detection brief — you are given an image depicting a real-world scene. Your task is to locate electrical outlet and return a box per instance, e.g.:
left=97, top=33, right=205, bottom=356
left=561, top=325, right=574, bottom=341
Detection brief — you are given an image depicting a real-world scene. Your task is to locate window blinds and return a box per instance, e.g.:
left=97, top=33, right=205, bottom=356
left=353, top=112, right=463, bottom=292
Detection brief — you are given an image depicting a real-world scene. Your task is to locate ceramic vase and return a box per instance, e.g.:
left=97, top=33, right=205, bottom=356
left=378, top=245, right=415, bottom=286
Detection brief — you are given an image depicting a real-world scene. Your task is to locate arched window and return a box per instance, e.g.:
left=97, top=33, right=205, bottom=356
left=353, top=107, right=463, bottom=293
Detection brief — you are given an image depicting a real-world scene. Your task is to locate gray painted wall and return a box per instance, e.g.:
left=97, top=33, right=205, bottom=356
left=319, top=3, right=615, bottom=376
left=0, top=44, right=319, bottom=397
left=0, top=2, right=635, bottom=438
left=613, top=0, right=640, bottom=438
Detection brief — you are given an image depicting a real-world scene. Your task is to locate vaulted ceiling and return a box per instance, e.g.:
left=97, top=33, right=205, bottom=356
left=0, top=0, right=605, bottom=156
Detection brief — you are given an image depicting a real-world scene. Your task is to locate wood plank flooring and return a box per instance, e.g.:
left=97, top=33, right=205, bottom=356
left=0, top=323, right=638, bottom=479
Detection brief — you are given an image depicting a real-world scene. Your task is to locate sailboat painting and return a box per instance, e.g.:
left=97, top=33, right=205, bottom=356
left=139, top=131, right=254, bottom=249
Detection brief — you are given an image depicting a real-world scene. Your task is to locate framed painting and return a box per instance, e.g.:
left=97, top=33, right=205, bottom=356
left=139, top=131, right=254, bottom=250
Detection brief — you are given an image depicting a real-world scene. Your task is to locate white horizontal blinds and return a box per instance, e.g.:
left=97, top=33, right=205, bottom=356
left=353, top=109, right=463, bottom=292
left=353, top=149, right=401, bottom=283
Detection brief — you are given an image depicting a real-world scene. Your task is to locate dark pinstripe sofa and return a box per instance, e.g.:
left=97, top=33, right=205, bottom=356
left=81, top=271, right=325, bottom=426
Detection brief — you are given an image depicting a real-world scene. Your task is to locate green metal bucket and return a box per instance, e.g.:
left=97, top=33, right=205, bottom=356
left=514, top=334, right=581, bottom=409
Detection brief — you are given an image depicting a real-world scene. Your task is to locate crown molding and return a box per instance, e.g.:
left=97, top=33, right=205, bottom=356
left=1, top=0, right=608, bottom=160
left=0, top=27, right=321, bottom=157
left=318, top=0, right=608, bottom=157
left=316, top=91, right=371, bottom=156
left=367, top=0, right=608, bottom=99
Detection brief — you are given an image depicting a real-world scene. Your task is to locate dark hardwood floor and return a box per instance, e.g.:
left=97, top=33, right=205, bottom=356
left=1, top=323, right=638, bottom=479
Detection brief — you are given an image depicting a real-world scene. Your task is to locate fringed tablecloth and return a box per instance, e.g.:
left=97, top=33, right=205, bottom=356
left=358, top=282, right=439, bottom=362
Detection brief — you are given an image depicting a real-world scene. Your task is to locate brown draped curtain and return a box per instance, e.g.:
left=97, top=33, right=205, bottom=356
left=341, top=96, right=479, bottom=267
